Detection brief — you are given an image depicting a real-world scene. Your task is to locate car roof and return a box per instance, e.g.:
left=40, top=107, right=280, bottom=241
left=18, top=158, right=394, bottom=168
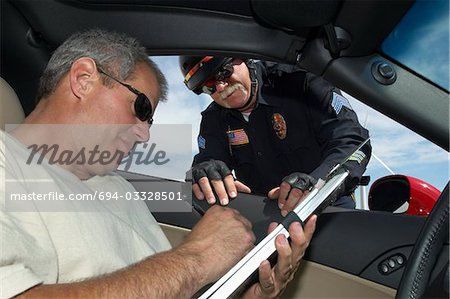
left=1, top=0, right=448, bottom=150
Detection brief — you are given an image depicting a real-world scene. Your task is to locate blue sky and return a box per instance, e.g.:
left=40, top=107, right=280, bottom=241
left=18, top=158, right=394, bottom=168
left=382, top=0, right=449, bottom=90
left=146, top=56, right=448, bottom=202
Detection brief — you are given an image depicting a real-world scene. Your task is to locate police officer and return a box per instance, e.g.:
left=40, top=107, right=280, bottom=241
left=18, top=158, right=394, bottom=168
left=180, top=56, right=371, bottom=213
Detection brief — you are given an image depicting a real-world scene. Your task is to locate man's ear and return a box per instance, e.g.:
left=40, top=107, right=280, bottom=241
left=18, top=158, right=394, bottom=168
left=69, top=57, right=99, bottom=99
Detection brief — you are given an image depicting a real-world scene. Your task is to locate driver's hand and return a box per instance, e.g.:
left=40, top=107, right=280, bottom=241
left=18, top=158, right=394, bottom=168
left=181, top=205, right=256, bottom=284
left=190, top=159, right=251, bottom=205
left=243, top=215, right=317, bottom=299
left=268, top=172, right=317, bottom=217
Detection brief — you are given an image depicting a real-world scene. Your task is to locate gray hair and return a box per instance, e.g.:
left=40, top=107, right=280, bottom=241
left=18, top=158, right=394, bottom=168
left=37, top=29, right=168, bottom=103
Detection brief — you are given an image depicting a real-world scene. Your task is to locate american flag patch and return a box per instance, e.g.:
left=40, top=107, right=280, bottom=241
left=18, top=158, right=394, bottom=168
left=331, top=92, right=352, bottom=114
left=348, top=150, right=366, bottom=164
left=227, top=129, right=249, bottom=146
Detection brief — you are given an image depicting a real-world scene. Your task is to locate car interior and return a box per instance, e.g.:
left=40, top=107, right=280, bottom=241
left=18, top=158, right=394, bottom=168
left=1, top=0, right=448, bottom=298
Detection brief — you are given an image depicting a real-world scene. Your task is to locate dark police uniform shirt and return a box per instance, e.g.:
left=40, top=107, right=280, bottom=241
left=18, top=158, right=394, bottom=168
left=193, top=62, right=371, bottom=201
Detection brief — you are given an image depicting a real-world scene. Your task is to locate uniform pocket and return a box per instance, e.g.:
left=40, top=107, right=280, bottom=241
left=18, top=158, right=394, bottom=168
left=276, top=137, right=320, bottom=175
left=230, top=143, right=253, bottom=167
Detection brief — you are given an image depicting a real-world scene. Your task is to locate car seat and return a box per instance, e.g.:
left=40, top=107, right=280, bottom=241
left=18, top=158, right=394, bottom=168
left=0, top=77, right=25, bottom=130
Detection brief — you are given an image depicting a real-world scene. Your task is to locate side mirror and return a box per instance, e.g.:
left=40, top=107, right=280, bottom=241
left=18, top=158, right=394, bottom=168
left=368, top=175, right=441, bottom=216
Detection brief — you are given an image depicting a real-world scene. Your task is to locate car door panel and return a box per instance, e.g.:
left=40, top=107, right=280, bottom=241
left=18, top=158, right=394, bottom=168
left=285, top=261, right=396, bottom=298
left=122, top=172, right=438, bottom=291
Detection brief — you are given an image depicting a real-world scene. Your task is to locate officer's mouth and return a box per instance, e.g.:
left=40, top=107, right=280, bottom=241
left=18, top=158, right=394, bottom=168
left=219, top=83, right=245, bottom=101
left=223, top=90, right=237, bottom=101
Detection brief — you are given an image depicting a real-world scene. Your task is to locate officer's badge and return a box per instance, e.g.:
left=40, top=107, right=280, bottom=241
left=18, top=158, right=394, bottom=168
left=272, top=113, right=287, bottom=139
left=227, top=129, right=249, bottom=146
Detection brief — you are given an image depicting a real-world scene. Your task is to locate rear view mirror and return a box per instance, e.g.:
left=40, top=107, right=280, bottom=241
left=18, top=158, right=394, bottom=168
left=368, top=175, right=440, bottom=216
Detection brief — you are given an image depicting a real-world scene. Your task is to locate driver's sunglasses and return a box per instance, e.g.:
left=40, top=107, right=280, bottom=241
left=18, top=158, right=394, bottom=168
left=201, top=61, right=235, bottom=95
left=98, top=69, right=154, bottom=124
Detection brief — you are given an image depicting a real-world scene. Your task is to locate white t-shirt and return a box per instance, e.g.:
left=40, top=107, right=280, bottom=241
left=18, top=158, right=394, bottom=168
left=0, top=131, right=171, bottom=298
left=241, top=112, right=251, bottom=122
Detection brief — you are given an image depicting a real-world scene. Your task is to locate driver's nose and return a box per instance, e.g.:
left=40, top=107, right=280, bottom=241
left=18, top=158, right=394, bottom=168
left=133, top=122, right=150, bottom=142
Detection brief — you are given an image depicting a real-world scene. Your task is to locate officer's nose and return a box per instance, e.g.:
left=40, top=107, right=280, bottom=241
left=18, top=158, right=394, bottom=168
left=214, top=81, right=228, bottom=93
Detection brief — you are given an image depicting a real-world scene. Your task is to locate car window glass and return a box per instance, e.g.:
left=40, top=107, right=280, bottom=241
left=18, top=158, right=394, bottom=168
left=342, top=91, right=448, bottom=209
left=381, top=0, right=449, bottom=91
left=124, top=56, right=448, bottom=211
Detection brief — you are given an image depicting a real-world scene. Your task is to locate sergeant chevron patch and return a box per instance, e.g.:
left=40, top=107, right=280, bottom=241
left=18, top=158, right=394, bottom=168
left=348, top=149, right=366, bottom=164
left=197, top=135, right=206, bottom=149
left=331, top=92, right=352, bottom=114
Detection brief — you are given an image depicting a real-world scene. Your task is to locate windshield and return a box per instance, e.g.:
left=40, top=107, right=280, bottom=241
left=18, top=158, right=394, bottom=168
left=128, top=56, right=448, bottom=210
left=381, top=0, right=449, bottom=91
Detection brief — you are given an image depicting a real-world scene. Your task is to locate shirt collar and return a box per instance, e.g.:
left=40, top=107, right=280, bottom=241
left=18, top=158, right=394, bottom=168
left=254, top=62, right=281, bottom=108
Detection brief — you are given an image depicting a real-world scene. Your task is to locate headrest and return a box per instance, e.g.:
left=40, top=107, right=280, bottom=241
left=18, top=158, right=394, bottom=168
left=1, top=77, right=25, bottom=130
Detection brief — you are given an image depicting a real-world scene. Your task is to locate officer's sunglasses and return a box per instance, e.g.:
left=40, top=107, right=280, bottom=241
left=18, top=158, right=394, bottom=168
left=98, top=69, right=154, bottom=124
left=201, top=61, right=235, bottom=95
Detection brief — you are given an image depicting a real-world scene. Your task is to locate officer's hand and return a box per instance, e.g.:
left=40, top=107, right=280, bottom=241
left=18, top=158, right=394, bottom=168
left=190, top=159, right=251, bottom=205
left=242, top=215, right=317, bottom=299
left=267, top=172, right=317, bottom=217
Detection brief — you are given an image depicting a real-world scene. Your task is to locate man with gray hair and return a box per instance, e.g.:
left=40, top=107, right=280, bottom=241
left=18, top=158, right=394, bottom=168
left=1, top=29, right=316, bottom=298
